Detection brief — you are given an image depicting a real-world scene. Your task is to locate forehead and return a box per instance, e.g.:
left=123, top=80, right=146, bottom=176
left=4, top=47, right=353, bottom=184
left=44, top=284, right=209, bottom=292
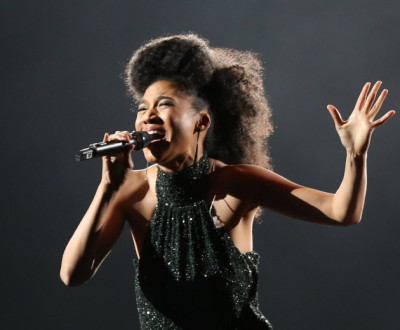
left=141, top=80, right=190, bottom=102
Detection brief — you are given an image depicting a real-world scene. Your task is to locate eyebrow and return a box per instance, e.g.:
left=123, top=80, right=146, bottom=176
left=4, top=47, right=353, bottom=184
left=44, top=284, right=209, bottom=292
left=140, top=95, right=174, bottom=104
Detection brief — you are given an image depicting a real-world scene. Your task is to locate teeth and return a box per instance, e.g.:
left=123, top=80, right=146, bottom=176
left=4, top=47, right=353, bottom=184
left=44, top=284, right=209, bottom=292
left=147, top=130, right=166, bottom=142
left=148, top=130, right=165, bottom=135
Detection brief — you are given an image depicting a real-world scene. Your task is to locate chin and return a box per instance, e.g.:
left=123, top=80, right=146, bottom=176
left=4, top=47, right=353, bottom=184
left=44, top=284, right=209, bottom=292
left=143, top=142, right=169, bottom=163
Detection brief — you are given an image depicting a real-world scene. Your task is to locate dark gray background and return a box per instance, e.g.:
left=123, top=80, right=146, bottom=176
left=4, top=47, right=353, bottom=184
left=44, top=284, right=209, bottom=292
left=1, top=0, right=399, bottom=329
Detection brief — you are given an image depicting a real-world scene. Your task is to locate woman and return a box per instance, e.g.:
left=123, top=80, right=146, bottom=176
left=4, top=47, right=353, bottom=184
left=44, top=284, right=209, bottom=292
left=60, top=34, right=395, bottom=329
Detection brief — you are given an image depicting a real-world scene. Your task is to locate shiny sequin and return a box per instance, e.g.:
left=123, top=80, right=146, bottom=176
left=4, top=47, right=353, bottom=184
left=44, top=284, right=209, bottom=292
left=133, top=155, right=273, bottom=329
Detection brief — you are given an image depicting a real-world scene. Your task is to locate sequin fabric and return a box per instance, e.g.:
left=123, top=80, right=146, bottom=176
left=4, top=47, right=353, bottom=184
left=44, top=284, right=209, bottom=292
left=134, top=155, right=273, bottom=329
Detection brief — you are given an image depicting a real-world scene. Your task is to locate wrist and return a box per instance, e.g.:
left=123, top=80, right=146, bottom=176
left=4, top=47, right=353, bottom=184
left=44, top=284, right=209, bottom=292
left=346, top=150, right=367, bottom=168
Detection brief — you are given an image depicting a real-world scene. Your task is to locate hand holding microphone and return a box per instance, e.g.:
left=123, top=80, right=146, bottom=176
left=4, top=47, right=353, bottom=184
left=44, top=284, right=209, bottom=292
left=76, top=131, right=152, bottom=161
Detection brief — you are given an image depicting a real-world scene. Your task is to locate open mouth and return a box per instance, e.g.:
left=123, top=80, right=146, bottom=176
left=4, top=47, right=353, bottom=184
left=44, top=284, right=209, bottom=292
left=147, top=130, right=166, bottom=143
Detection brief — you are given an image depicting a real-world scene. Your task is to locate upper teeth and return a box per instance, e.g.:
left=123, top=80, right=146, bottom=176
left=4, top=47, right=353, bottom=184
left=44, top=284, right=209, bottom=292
left=148, top=130, right=164, bottom=135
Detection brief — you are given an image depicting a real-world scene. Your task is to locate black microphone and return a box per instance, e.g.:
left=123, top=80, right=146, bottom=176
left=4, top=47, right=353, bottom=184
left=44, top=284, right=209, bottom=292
left=75, top=131, right=152, bottom=161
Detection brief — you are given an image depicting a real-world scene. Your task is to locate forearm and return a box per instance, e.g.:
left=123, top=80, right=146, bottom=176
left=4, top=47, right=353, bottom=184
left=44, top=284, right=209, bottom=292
left=324, top=81, right=394, bottom=224
left=330, top=151, right=367, bottom=225
left=60, top=182, right=118, bottom=285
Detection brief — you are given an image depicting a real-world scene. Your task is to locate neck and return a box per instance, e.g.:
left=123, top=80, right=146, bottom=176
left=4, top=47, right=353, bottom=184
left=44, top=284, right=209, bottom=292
left=158, top=150, right=205, bottom=172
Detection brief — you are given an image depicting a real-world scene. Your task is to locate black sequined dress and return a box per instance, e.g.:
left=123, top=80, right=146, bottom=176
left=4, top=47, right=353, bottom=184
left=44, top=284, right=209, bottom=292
left=134, top=155, right=273, bottom=329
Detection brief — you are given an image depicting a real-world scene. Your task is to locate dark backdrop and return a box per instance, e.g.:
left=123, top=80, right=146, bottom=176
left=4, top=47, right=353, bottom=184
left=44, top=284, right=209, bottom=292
left=1, top=1, right=399, bottom=329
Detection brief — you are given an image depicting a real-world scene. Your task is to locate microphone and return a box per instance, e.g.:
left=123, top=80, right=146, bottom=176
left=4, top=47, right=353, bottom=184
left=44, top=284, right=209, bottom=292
left=75, top=131, right=152, bottom=161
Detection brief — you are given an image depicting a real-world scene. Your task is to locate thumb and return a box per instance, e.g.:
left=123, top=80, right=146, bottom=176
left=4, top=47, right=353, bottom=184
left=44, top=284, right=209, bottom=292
left=327, top=105, right=346, bottom=127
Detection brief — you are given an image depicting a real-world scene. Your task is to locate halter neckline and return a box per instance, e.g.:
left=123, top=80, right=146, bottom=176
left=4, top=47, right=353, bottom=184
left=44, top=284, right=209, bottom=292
left=156, top=153, right=208, bottom=175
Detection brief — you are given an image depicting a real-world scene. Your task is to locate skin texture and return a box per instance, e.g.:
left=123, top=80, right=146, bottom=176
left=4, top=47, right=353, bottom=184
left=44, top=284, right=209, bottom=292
left=60, top=80, right=395, bottom=286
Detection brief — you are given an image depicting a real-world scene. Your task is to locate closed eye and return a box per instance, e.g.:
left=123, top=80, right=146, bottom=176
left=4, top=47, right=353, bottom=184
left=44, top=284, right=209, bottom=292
left=135, top=105, right=147, bottom=112
left=159, top=102, right=173, bottom=107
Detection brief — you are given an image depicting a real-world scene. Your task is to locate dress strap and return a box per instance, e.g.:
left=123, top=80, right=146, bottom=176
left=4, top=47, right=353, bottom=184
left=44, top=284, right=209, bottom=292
left=208, top=159, right=221, bottom=228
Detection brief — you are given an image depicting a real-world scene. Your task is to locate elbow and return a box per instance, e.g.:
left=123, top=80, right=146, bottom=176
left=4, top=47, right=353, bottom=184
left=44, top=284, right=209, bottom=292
left=60, top=270, right=80, bottom=287
left=60, top=266, right=89, bottom=287
left=60, top=275, right=74, bottom=287
left=338, top=215, right=362, bottom=227
left=60, top=268, right=73, bottom=286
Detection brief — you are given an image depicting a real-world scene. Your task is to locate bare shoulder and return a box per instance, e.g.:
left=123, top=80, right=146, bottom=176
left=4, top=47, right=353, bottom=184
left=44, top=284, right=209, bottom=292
left=208, top=159, right=296, bottom=202
left=207, top=160, right=263, bottom=227
left=122, top=168, right=147, bottom=191
left=114, top=167, right=153, bottom=204
left=209, top=159, right=276, bottom=186
left=117, top=165, right=159, bottom=222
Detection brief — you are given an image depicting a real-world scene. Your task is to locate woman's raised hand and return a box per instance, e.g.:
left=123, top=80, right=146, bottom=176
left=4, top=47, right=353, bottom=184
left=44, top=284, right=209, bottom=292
left=101, top=131, right=134, bottom=187
left=327, top=81, right=395, bottom=156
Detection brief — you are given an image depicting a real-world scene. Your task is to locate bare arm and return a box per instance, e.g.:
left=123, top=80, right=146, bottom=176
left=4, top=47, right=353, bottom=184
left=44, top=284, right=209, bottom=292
left=221, top=81, right=394, bottom=225
left=60, top=131, right=134, bottom=286
left=60, top=183, right=125, bottom=286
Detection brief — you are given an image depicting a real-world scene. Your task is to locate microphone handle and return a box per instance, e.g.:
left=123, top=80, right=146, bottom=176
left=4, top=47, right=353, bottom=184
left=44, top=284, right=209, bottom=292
left=75, top=131, right=151, bottom=161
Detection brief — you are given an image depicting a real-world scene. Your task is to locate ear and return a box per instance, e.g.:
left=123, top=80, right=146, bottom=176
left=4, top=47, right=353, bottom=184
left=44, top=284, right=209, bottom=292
left=196, top=111, right=211, bottom=131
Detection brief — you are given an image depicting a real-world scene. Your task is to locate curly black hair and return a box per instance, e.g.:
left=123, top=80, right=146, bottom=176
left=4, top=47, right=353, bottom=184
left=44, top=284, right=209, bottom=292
left=125, top=33, right=273, bottom=169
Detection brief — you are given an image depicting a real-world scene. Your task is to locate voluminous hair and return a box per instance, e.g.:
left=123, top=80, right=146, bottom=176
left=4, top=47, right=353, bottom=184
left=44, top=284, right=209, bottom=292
left=125, top=33, right=273, bottom=169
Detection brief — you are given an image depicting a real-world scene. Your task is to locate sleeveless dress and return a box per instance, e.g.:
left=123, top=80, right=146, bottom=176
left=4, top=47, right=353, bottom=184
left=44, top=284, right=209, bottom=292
left=133, top=155, right=273, bottom=329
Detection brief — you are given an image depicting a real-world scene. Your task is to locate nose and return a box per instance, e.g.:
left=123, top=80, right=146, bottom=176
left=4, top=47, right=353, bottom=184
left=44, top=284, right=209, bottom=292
left=136, top=106, right=162, bottom=129
left=142, top=105, right=160, bottom=123
left=142, top=108, right=155, bottom=124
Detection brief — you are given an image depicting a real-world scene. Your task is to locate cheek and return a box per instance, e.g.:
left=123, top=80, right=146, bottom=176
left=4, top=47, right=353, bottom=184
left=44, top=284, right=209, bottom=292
left=134, top=117, right=141, bottom=131
left=170, top=114, right=196, bottom=136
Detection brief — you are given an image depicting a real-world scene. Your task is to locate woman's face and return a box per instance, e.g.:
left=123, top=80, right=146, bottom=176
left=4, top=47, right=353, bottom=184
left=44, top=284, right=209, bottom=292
left=135, top=80, right=204, bottom=167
